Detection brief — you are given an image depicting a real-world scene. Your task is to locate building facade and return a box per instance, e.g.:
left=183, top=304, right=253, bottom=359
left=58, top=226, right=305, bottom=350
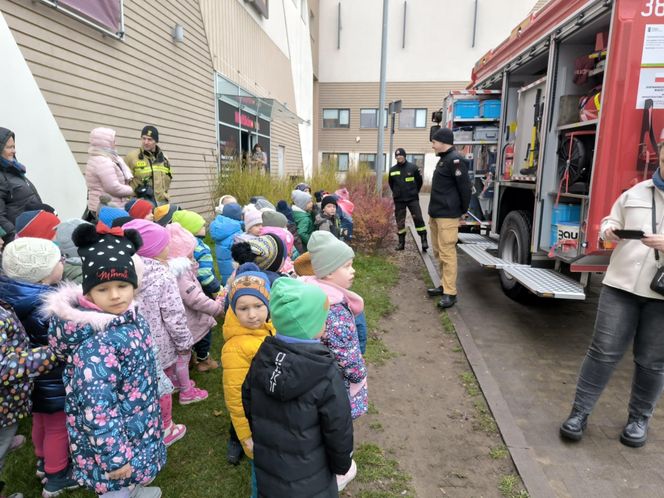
left=315, top=0, right=550, bottom=180
left=0, top=0, right=316, bottom=219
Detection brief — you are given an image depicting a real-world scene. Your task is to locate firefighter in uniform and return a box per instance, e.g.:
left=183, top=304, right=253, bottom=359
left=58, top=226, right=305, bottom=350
left=388, top=148, right=427, bottom=251
left=125, top=125, right=172, bottom=204
left=426, top=128, right=472, bottom=309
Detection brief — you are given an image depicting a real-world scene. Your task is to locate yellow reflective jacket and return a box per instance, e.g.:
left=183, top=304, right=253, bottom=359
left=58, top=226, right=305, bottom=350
left=125, top=146, right=172, bottom=203
left=221, top=309, right=275, bottom=457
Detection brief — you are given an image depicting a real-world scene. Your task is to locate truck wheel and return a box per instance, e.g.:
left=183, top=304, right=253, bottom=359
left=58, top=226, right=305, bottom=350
left=498, top=210, right=532, bottom=301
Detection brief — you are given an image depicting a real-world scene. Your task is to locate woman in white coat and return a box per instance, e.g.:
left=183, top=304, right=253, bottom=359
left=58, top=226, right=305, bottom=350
left=561, top=145, right=664, bottom=447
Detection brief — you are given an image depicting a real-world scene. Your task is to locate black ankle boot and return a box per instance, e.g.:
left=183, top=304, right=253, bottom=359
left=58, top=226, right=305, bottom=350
left=420, top=232, right=429, bottom=251
left=620, top=414, right=649, bottom=448
left=560, top=409, right=588, bottom=441
left=396, top=233, right=405, bottom=251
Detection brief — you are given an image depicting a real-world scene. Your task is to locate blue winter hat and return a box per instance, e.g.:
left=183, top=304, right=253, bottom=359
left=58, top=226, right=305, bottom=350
left=222, top=202, right=243, bottom=221
left=98, top=206, right=130, bottom=228
left=276, top=200, right=295, bottom=223
left=229, top=263, right=271, bottom=313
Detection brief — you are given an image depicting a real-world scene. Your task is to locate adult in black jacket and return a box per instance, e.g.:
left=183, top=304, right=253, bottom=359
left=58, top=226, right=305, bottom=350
left=243, top=278, right=354, bottom=498
left=388, top=148, right=427, bottom=251
left=0, top=128, right=43, bottom=241
left=426, top=127, right=472, bottom=309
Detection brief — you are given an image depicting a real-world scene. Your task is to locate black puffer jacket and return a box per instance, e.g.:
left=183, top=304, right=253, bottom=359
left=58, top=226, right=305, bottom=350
left=243, top=336, right=353, bottom=498
left=0, top=276, right=64, bottom=413
left=0, top=128, right=42, bottom=241
left=428, top=147, right=472, bottom=218
left=388, top=160, right=423, bottom=202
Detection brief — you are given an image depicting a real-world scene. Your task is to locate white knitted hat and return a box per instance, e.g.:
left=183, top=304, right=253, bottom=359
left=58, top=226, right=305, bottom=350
left=2, top=237, right=61, bottom=283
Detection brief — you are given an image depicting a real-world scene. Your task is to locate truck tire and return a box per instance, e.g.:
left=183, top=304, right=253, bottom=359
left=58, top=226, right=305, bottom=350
left=498, top=210, right=532, bottom=301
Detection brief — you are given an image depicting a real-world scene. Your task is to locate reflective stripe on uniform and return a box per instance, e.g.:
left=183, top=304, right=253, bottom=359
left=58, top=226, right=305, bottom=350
left=398, top=228, right=407, bottom=234
left=134, top=165, right=171, bottom=175
left=405, top=176, right=415, bottom=182
left=416, top=226, right=427, bottom=232
left=390, top=171, right=401, bottom=176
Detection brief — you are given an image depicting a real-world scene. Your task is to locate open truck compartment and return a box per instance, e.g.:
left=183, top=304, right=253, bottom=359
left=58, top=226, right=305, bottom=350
left=451, top=0, right=664, bottom=301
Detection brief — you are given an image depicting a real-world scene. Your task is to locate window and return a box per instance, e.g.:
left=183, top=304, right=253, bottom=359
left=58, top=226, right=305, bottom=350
left=323, top=109, right=350, bottom=128
left=400, top=108, right=427, bottom=129
left=406, top=154, right=425, bottom=170
left=359, top=153, right=387, bottom=172
left=39, top=0, right=124, bottom=38
left=360, top=108, right=388, bottom=128
left=322, top=153, right=350, bottom=172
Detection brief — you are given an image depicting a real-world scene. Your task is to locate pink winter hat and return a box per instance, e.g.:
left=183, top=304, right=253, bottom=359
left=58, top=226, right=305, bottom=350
left=123, top=219, right=170, bottom=258
left=166, top=222, right=196, bottom=259
left=244, top=209, right=263, bottom=231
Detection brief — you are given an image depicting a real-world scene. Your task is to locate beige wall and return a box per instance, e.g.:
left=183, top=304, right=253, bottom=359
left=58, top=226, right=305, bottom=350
left=317, top=81, right=467, bottom=158
left=1, top=0, right=219, bottom=214
left=200, top=0, right=305, bottom=178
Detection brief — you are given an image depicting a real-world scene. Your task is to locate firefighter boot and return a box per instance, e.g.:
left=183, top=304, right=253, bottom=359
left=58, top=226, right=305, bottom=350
left=420, top=232, right=429, bottom=252
left=396, top=233, right=406, bottom=251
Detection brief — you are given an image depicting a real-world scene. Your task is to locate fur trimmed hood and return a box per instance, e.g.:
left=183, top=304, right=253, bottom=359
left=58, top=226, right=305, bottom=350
left=42, top=282, right=139, bottom=360
left=168, top=257, right=195, bottom=278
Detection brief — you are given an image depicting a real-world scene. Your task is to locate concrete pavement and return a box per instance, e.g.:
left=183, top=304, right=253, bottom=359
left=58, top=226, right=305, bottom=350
left=413, top=194, right=664, bottom=498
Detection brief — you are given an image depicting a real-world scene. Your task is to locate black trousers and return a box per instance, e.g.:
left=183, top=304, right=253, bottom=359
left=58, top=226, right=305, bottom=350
left=394, top=198, right=426, bottom=235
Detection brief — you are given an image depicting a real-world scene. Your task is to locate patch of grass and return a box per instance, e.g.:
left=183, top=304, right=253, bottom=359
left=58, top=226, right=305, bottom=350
left=474, top=399, right=498, bottom=434
left=498, top=474, right=529, bottom=498
left=440, top=311, right=456, bottom=335
left=451, top=344, right=463, bottom=353
left=352, top=254, right=399, bottom=332
left=460, top=371, right=481, bottom=397
left=490, top=445, right=509, bottom=460
left=353, top=254, right=399, bottom=366
left=353, top=443, right=414, bottom=497
left=367, top=401, right=379, bottom=415
left=369, top=421, right=384, bottom=432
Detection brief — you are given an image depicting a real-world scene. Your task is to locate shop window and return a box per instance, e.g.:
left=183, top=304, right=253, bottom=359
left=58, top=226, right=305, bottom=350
left=400, top=108, right=427, bottom=129
left=323, top=109, right=350, bottom=128
left=322, top=153, right=349, bottom=172
left=360, top=108, right=388, bottom=128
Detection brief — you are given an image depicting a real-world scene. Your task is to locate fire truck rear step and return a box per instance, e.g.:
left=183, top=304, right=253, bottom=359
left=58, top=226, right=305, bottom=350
left=458, top=233, right=497, bottom=245
left=458, top=243, right=517, bottom=269
left=503, top=267, right=586, bottom=300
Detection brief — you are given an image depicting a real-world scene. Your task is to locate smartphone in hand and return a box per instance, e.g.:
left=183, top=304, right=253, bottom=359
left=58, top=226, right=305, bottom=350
left=613, top=229, right=646, bottom=240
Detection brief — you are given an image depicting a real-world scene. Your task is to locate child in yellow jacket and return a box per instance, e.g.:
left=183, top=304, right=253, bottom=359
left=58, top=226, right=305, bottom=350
left=221, top=263, right=275, bottom=493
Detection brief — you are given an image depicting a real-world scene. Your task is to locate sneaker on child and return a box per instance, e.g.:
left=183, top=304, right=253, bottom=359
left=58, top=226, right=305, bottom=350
left=163, top=423, right=187, bottom=447
left=179, top=386, right=208, bottom=405
left=41, top=466, right=79, bottom=498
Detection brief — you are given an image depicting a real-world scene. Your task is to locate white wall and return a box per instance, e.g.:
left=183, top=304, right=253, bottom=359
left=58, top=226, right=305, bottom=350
left=240, top=0, right=314, bottom=176
left=0, top=13, right=87, bottom=220
left=318, top=0, right=543, bottom=82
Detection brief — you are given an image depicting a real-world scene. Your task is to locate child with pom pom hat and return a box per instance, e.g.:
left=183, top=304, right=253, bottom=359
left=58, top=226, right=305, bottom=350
left=43, top=222, right=166, bottom=497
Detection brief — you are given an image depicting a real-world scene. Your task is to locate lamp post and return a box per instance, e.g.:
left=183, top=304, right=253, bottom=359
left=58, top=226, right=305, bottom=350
left=375, top=0, right=389, bottom=195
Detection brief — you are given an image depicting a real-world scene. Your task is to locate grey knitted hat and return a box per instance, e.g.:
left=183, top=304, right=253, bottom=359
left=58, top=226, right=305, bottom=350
left=291, top=189, right=312, bottom=211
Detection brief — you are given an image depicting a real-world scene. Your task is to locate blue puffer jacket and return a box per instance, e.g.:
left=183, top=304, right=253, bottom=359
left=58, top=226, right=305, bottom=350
left=0, top=276, right=64, bottom=413
left=209, top=214, right=243, bottom=285
left=44, top=283, right=166, bottom=494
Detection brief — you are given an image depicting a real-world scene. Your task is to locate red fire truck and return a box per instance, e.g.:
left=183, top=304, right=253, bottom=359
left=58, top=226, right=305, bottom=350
left=449, top=0, right=664, bottom=301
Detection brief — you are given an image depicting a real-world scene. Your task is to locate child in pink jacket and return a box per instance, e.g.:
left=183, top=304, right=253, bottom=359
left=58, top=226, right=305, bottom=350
left=123, top=219, right=196, bottom=447
left=167, top=223, right=224, bottom=377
